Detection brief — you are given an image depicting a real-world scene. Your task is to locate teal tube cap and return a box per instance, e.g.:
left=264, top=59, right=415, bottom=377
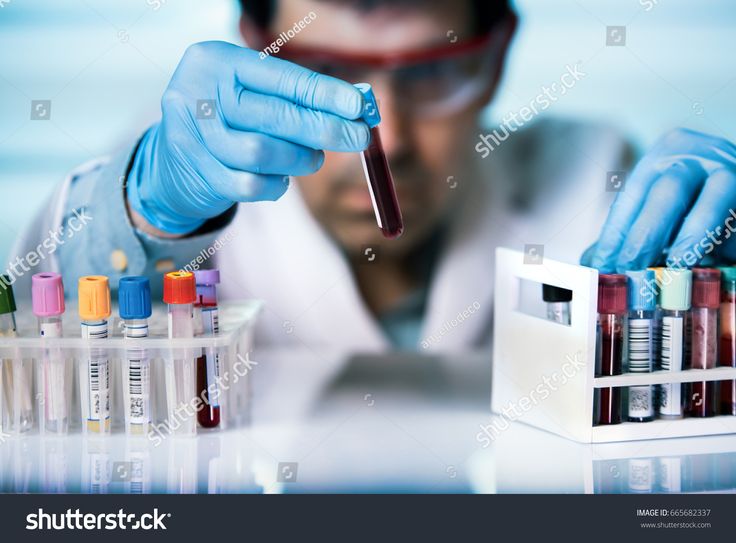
left=660, top=269, right=692, bottom=311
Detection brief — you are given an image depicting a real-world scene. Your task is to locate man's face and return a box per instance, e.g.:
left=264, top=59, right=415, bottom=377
left=251, top=0, right=504, bottom=257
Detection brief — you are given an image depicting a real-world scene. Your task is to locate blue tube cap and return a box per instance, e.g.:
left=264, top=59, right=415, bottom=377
left=118, top=276, right=152, bottom=319
left=625, top=270, right=657, bottom=311
left=354, top=83, right=381, bottom=128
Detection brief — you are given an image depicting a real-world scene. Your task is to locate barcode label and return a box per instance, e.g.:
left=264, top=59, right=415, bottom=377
left=628, top=385, right=654, bottom=418
left=203, top=308, right=221, bottom=408
left=658, top=383, right=682, bottom=417
left=123, top=321, right=149, bottom=426
left=88, top=360, right=110, bottom=420
left=660, top=316, right=684, bottom=371
left=628, top=318, right=654, bottom=372
left=127, top=354, right=149, bottom=424
left=81, top=321, right=108, bottom=340
left=202, top=307, right=219, bottom=334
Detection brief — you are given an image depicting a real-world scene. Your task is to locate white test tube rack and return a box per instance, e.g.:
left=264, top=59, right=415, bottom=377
left=0, top=300, right=262, bottom=436
left=492, top=247, right=736, bottom=443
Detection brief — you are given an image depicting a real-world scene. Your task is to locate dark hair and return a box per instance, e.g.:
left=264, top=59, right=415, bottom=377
left=240, top=0, right=511, bottom=35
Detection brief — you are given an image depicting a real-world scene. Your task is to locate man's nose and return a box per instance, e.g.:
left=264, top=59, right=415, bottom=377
left=369, top=78, right=410, bottom=160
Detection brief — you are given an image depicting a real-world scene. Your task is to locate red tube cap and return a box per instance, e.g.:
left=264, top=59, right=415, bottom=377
left=692, top=268, right=720, bottom=309
left=598, top=274, right=627, bottom=314
left=163, top=271, right=196, bottom=304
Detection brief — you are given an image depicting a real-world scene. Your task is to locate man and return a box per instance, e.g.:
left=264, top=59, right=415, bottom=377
left=10, top=0, right=736, bottom=352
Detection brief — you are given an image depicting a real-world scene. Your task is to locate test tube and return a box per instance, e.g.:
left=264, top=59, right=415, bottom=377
left=625, top=270, right=657, bottom=423
left=355, top=83, right=403, bottom=239
left=78, top=275, right=112, bottom=435
left=658, top=269, right=692, bottom=420
left=118, top=276, right=153, bottom=435
left=686, top=268, right=720, bottom=417
left=32, top=272, right=70, bottom=435
left=194, top=269, right=221, bottom=428
left=163, top=271, right=197, bottom=437
left=594, top=274, right=627, bottom=425
left=0, top=277, right=33, bottom=433
left=719, top=266, right=736, bottom=415
left=647, top=266, right=665, bottom=370
left=542, top=284, right=572, bottom=325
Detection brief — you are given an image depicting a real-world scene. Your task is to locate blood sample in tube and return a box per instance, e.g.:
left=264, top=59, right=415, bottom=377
left=594, top=274, right=627, bottom=426
left=355, top=83, right=403, bottom=239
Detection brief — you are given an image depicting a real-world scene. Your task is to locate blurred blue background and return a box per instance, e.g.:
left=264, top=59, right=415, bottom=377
left=1, top=0, right=734, bottom=265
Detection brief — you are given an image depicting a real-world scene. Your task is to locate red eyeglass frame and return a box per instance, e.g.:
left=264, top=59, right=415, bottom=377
left=249, top=28, right=500, bottom=69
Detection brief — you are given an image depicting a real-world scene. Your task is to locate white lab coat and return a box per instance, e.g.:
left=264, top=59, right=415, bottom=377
left=10, top=118, right=631, bottom=354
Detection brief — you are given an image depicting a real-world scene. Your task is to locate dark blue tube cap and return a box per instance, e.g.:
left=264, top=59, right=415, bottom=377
left=118, top=276, right=152, bottom=319
left=625, top=270, right=656, bottom=311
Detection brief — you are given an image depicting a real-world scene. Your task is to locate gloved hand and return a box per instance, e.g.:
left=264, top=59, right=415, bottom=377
left=581, top=128, right=736, bottom=272
left=126, top=41, right=370, bottom=234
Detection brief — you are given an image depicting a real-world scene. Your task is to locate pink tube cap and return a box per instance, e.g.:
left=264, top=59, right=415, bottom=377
left=32, top=272, right=65, bottom=316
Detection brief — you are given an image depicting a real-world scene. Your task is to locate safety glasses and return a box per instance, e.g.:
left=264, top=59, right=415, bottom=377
left=251, top=29, right=506, bottom=119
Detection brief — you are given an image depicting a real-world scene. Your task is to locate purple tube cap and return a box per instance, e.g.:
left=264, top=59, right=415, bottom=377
left=194, top=269, right=220, bottom=285
left=32, top=272, right=65, bottom=317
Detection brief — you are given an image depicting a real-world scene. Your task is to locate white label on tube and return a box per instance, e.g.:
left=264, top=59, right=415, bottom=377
left=127, top=356, right=149, bottom=425
left=40, top=321, right=62, bottom=338
left=124, top=322, right=149, bottom=426
left=660, top=316, right=683, bottom=371
left=628, top=386, right=654, bottom=418
left=659, top=316, right=683, bottom=417
left=202, top=307, right=220, bottom=408
left=628, top=318, right=654, bottom=371
left=659, top=383, right=682, bottom=417
left=82, top=321, right=109, bottom=422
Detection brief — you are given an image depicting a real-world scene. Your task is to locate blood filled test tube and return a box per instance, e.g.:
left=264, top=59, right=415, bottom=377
left=542, top=284, right=572, bottom=325
left=658, top=269, right=692, bottom=420
left=194, top=269, right=221, bottom=429
left=686, top=268, right=720, bottom=417
left=719, top=266, right=736, bottom=415
left=625, top=270, right=657, bottom=423
left=594, top=274, right=627, bottom=426
left=355, top=83, right=403, bottom=239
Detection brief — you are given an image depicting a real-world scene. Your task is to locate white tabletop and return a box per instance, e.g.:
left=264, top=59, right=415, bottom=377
left=2, top=350, right=735, bottom=493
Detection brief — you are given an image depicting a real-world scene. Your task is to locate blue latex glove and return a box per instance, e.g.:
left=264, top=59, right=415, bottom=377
left=581, top=128, right=736, bottom=272
left=127, top=41, right=370, bottom=234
